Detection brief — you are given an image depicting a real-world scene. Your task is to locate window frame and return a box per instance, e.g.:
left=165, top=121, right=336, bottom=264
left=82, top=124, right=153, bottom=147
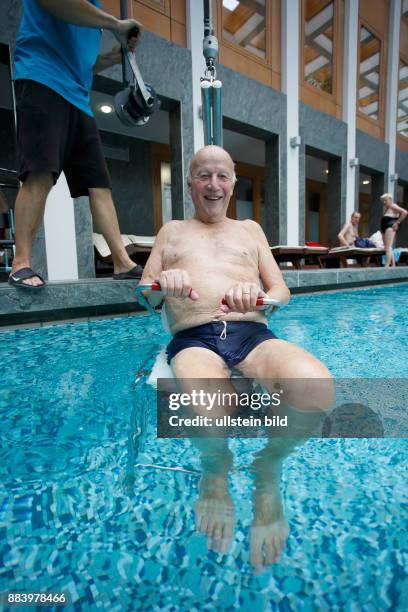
left=301, top=0, right=340, bottom=102
left=135, top=0, right=170, bottom=16
left=356, top=19, right=387, bottom=130
left=397, top=54, right=408, bottom=143
left=217, top=0, right=273, bottom=69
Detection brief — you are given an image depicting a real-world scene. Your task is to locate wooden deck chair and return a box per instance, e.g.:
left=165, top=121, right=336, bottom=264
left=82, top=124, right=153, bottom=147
left=322, top=247, right=385, bottom=268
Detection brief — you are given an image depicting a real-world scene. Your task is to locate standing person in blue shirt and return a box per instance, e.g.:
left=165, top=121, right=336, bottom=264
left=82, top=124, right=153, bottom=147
left=10, top=0, right=144, bottom=288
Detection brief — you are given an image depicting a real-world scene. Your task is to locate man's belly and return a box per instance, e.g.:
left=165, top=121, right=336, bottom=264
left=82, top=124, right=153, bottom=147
left=164, top=289, right=266, bottom=335
left=162, top=258, right=265, bottom=333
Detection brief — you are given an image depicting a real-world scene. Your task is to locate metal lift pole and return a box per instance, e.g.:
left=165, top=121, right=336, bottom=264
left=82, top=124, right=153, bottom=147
left=201, top=0, right=222, bottom=146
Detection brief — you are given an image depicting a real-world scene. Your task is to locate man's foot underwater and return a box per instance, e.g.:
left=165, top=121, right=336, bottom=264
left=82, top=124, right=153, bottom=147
left=250, top=486, right=289, bottom=575
left=195, top=474, right=235, bottom=554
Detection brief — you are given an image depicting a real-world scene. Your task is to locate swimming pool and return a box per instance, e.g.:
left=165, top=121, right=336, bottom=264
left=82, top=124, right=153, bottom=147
left=0, top=284, right=407, bottom=610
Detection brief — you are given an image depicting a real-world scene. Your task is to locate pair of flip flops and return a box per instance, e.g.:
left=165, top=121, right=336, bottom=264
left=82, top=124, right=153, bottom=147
left=8, top=264, right=143, bottom=288
left=8, top=267, right=46, bottom=290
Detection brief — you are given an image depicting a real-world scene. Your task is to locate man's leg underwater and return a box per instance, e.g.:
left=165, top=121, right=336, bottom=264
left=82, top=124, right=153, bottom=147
left=171, top=347, right=235, bottom=553
left=237, top=338, right=334, bottom=572
left=88, top=187, right=142, bottom=277
left=11, top=172, right=53, bottom=287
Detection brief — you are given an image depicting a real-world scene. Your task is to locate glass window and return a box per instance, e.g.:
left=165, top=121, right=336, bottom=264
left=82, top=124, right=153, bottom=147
left=304, top=0, right=334, bottom=94
left=397, top=59, right=408, bottom=139
left=235, top=176, right=254, bottom=220
left=403, top=0, right=408, bottom=19
left=222, top=0, right=266, bottom=60
left=358, top=26, right=381, bottom=121
left=160, top=162, right=172, bottom=224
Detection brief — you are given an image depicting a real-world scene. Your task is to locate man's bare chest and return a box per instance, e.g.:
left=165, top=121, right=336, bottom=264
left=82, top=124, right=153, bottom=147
left=163, top=231, right=258, bottom=268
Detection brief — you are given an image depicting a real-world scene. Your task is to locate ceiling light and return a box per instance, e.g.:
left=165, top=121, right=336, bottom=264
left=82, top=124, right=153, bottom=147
left=223, top=0, right=240, bottom=11
left=99, top=104, right=113, bottom=114
left=362, top=180, right=370, bottom=185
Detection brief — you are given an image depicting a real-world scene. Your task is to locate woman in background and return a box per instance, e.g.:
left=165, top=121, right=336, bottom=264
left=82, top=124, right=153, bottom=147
left=380, top=193, right=407, bottom=267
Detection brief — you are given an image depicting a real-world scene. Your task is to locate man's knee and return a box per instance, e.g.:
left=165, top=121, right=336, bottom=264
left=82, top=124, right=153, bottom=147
left=281, top=363, right=334, bottom=412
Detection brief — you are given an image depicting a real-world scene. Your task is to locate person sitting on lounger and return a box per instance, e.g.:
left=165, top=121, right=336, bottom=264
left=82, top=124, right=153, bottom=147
left=337, top=212, right=361, bottom=247
left=139, top=145, right=333, bottom=572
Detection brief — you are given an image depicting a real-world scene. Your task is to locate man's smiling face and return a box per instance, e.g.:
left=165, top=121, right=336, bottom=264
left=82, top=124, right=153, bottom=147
left=188, top=146, right=235, bottom=223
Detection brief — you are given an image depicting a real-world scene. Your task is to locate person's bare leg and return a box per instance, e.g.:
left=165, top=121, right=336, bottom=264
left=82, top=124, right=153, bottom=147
left=237, top=339, right=333, bottom=573
left=383, top=228, right=395, bottom=267
left=172, top=347, right=235, bottom=554
left=250, top=444, right=290, bottom=574
left=11, top=172, right=53, bottom=286
left=88, top=187, right=139, bottom=275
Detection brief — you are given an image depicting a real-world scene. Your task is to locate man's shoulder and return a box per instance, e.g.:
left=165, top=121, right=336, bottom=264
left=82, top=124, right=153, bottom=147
left=239, top=218, right=263, bottom=235
left=157, top=219, right=188, bottom=239
left=161, top=220, right=186, bottom=231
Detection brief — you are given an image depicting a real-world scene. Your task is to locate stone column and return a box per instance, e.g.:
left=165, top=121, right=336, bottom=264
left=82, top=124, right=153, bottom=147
left=281, top=0, right=300, bottom=245
left=342, top=0, right=359, bottom=220
left=186, top=0, right=205, bottom=154
left=385, top=0, right=402, bottom=197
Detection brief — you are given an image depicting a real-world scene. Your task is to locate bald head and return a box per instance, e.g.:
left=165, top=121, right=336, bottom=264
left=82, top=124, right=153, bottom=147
left=187, top=145, right=236, bottom=185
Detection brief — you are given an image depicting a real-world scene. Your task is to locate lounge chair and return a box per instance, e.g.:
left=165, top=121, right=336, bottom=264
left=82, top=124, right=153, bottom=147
left=93, top=232, right=155, bottom=275
left=322, top=246, right=385, bottom=268
left=126, top=235, right=155, bottom=252
left=397, top=248, right=408, bottom=265
left=270, top=245, right=329, bottom=269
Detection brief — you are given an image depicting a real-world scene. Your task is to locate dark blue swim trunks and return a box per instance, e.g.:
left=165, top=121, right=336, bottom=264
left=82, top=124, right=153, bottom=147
left=166, top=321, right=277, bottom=367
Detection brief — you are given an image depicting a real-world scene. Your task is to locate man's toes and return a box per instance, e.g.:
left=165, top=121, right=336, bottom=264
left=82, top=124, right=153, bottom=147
left=264, top=539, right=278, bottom=565
left=250, top=535, right=263, bottom=567
left=253, top=564, right=264, bottom=576
left=196, top=510, right=209, bottom=533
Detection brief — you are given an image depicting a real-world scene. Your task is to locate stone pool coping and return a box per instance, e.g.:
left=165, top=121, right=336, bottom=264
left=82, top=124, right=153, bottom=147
left=1, top=267, right=408, bottom=327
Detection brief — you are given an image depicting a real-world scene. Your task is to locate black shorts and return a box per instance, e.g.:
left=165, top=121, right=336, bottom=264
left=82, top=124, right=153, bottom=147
left=381, top=216, right=397, bottom=233
left=14, top=79, right=111, bottom=198
left=166, top=321, right=277, bottom=367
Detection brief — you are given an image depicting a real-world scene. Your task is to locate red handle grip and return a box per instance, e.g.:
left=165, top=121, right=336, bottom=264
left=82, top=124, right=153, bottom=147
left=222, top=297, right=264, bottom=306
left=151, top=281, right=192, bottom=297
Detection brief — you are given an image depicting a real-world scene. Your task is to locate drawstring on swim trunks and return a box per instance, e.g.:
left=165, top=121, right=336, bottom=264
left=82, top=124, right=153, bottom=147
left=220, top=320, right=227, bottom=340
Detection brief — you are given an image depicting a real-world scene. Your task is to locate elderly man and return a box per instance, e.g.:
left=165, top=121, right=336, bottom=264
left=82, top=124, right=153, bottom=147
left=337, top=211, right=361, bottom=247
left=140, top=145, right=332, bottom=572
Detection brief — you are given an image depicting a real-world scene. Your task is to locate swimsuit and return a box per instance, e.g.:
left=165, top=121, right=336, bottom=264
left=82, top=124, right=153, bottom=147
left=166, top=320, right=277, bottom=367
left=381, top=216, right=398, bottom=233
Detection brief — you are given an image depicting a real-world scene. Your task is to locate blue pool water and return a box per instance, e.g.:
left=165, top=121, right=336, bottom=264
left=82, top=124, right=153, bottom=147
left=0, top=284, right=407, bottom=610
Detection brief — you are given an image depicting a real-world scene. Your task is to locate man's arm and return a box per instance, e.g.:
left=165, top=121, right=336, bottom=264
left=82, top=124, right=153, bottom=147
left=337, top=222, right=351, bottom=247
left=36, top=0, right=142, bottom=48
left=253, top=221, right=291, bottom=305
left=138, top=224, right=168, bottom=308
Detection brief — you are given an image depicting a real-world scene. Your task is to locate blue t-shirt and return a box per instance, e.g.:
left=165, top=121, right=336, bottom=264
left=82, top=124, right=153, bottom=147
left=13, top=0, right=102, bottom=116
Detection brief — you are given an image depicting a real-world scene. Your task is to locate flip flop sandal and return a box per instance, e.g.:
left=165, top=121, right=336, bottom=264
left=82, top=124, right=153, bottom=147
left=113, top=264, right=144, bottom=280
left=8, top=267, right=46, bottom=290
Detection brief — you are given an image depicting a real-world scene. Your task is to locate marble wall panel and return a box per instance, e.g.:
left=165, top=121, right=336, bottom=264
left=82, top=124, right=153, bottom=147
left=396, top=149, right=408, bottom=183
left=356, top=130, right=389, bottom=177
left=74, top=196, right=94, bottom=279
left=300, top=104, right=347, bottom=157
